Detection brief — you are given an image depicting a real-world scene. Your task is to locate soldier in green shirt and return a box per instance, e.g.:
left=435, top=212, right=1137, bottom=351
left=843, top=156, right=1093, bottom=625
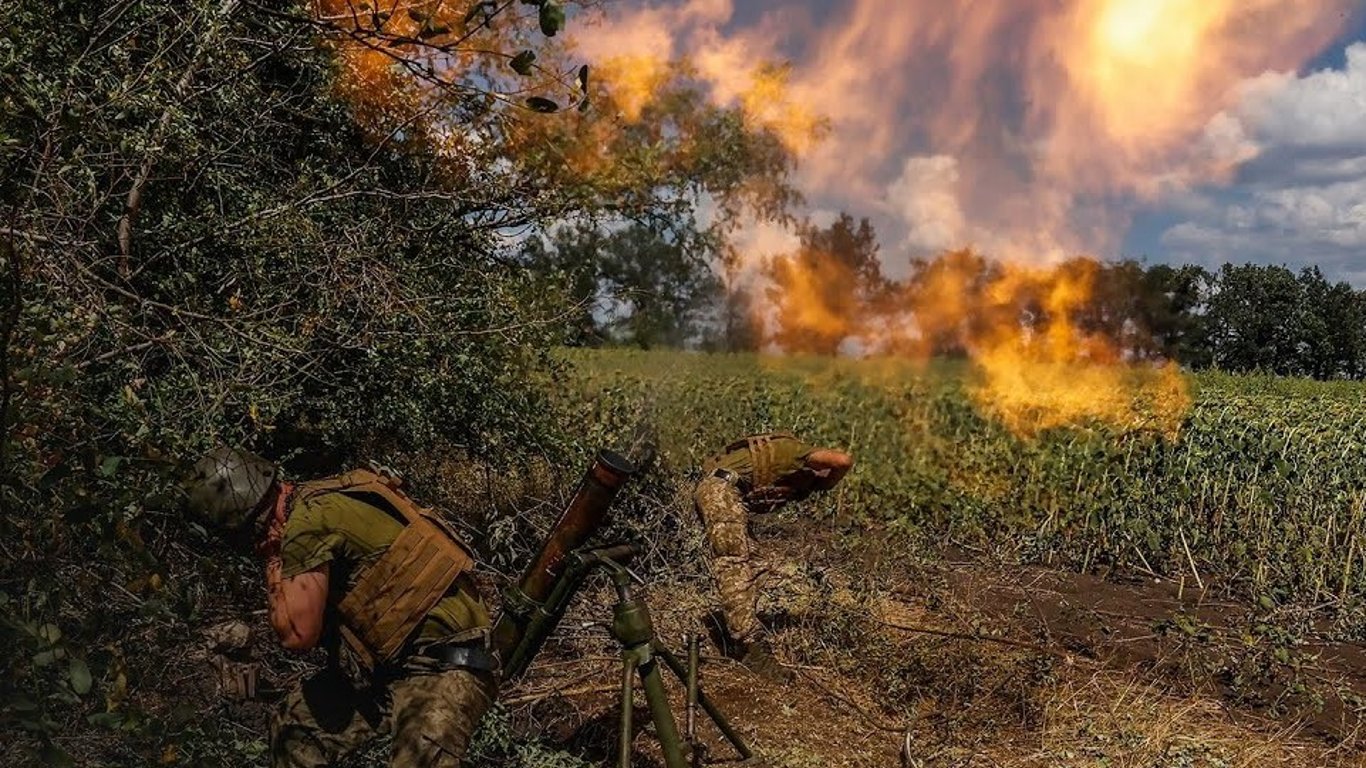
left=185, top=448, right=496, bottom=768
left=695, top=432, right=853, bottom=681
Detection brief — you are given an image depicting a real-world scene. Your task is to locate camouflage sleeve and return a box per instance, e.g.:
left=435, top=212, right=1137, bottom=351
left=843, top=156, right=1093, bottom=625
left=279, top=498, right=344, bottom=579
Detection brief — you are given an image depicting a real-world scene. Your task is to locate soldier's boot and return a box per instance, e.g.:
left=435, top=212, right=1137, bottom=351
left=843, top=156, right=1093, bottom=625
left=739, top=638, right=791, bottom=684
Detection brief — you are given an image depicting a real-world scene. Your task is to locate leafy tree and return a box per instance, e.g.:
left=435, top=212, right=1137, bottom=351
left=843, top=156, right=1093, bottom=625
left=1296, top=266, right=1365, bottom=380
left=899, top=249, right=1000, bottom=359
left=764, top=213, right=885, bottom=355
left=715, top=282, right=765, bottom=353
left=1077, top=259, right=1140, bottom=345
left=1205, top=264, right=1306, bottom=375
left=522, top=221, right=724, bottom=348
left=1138, top=263, right=1213, bottom=367
left=1071, top=259, right=1213, bottom=365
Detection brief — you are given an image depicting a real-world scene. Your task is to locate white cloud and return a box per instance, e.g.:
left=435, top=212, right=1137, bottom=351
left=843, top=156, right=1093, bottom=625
left=884, top=155, right=967, bottom=253
left=729, top=217, right=801, bottom=274
left=1159, top=44, right=1366, bottom=285
left=1233, top=44, right=1366, bottom=150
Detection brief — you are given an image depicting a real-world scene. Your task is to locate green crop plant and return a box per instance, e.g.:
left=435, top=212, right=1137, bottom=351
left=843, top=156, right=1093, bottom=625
left=559, top=349, right=1366, bottom=637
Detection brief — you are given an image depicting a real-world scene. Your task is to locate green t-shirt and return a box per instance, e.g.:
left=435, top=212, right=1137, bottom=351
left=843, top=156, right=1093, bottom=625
left=280, top=489, right=490, bottom=644
left=703, top=434, right=815, bottom=488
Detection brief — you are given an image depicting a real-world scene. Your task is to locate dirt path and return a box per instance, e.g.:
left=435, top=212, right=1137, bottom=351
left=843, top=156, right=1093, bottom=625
left=936, top=556, right=1366, bottom=743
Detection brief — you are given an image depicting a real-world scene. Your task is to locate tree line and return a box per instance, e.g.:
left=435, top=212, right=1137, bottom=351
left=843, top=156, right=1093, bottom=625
left=530, top=212, right=1366, bottom=381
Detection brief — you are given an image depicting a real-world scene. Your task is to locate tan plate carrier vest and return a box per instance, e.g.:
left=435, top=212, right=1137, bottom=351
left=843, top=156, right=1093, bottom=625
left=296, top=469, right=477, bottom=670
left=714, top=431, right=798, bottom=489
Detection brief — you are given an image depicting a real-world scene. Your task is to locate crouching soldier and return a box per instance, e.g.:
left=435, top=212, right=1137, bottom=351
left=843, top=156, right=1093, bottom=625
left=694, top=432, right=853, bottom=680
left=185, top=448, right=496, bottom=768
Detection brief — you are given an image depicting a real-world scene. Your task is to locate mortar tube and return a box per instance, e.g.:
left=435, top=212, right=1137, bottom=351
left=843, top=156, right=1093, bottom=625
left=504, top=544, right=646, bottom=681
left=491, top=449, right=635, bottom=659
left=501, top=555, right=592, bottom=681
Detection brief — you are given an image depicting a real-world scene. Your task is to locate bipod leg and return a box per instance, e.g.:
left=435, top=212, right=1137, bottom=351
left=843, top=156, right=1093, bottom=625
left=610, top=563, right=687, bottom=768
left=620, top=653, right=637, bottom=768
left=638, top=650, right=688, bottom=768
left=655, top=644, right=753, bottom=761
left=685, top=634, right=707, bottom=768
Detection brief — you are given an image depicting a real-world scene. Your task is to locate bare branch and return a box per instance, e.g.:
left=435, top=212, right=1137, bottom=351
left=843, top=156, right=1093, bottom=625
left=116, top=0, right=242, bottom=277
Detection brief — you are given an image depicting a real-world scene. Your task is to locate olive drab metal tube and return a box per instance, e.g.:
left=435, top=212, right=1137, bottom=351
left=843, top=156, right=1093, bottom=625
left=639, top=657, right=688, bottom=768
left=619, top=654, right=636, bottom=768
left=686, top=633, right=705, bottom=768
left=656, top=646, right=752, bottom=760
left=492, top=449, right=635, bottom=659
left=685, top=634, right=699, bottom=739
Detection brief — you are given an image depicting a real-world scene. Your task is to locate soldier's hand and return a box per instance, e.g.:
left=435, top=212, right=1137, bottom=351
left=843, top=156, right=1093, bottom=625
left=202, top=620, right=260, bottom=701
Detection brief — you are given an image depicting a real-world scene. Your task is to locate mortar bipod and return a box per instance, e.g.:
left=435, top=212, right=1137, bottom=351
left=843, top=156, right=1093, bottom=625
left=516, top=543, right=753, bottom=767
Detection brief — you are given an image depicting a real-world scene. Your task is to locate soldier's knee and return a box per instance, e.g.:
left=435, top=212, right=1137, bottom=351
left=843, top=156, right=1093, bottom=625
left=692, top=482, right=709, bottom=507
left=268, top=679, right=342, bottom=768
left=708, top=521, right=750, bottom=559
left=391, top=671, right=494, bottom=768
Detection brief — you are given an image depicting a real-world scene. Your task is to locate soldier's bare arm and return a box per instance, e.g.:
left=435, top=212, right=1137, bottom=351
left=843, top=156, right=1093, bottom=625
left=265, top=559, right=329, bottom=651
left=803, top=449, right=853, bottom=490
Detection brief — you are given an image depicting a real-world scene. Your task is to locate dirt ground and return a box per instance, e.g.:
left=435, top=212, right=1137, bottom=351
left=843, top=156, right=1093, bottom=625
left=158, top=516, right=1366, bottom=768
left=501, top=521, right=1366, bottom=768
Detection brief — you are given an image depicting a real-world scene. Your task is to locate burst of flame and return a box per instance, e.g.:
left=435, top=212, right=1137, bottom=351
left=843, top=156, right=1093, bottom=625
left=569, top=3, right=825, bottom=153
left=765, top=247, right=1192, bottom=435
left=962, top=260, right=1191, bottom=436
left=1032, top=0, right=1346, bottom=197
left=593, top=55, right=673, bottom=122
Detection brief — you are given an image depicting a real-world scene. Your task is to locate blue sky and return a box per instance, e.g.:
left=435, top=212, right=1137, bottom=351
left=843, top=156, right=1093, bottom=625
left=1121, top=11, right=1366, bottom=283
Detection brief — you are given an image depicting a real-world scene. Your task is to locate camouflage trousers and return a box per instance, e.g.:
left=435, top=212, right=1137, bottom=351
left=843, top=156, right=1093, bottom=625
left=271, top=655, right=495, bottom=768
left=694, top=476, right=760, bottom=644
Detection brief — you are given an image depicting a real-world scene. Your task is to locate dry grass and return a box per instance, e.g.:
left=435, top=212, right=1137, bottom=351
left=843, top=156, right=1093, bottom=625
left=1014, top=671, right=1360, bottom=768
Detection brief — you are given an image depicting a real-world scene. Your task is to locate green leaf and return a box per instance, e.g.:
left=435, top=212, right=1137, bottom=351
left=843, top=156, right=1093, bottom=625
left=88, top=712, right=124, bottom=729
left=510, top=50, right=536, bottom=76
left=538, top=0, right=565, bottom=36
left=33, top=649, right=64, bottom=667
left=37, top=623, right=62, bottom=646
left=98, top=455, right=121, bottom=478
left=526, top=96, right=559, bottom=113
left=69, top=658, right=92, bottom=695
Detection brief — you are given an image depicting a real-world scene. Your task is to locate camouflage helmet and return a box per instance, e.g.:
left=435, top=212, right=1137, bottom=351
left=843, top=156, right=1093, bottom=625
left=185, top=447, right=277, bottom=529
